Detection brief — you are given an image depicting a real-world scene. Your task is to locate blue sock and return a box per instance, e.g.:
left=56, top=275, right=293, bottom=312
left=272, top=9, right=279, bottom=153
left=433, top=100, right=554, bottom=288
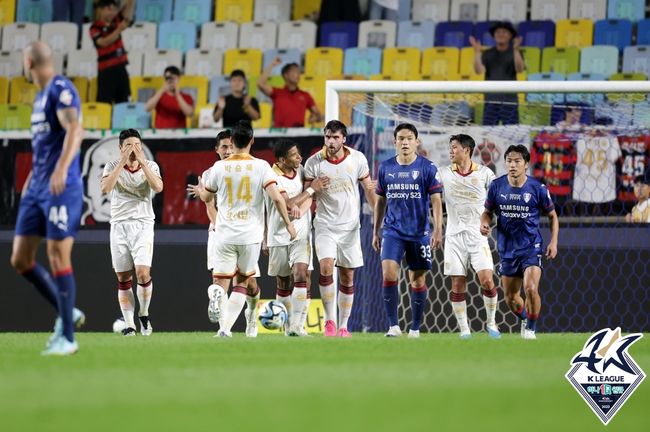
left=21, top=263, right=59, bottom=311
left=383, top=282, right=399, bottom=327
left=515, top=304, right=527, bottom=321
left=410, top=287, right=427, bottom=330
left=526, top=314, right=538, bottom=331
left=54, top=269, right=77, bottom=342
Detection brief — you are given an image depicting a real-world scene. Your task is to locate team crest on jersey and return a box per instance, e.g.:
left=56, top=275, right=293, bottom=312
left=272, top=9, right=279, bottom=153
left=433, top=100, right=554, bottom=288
left=523, top=192, right=531, bottom=203
left=411, top=170, right=419, bottom=180
left=565, top=328, right=645, bottom=425
left=59, top=89, right=73, bottom=106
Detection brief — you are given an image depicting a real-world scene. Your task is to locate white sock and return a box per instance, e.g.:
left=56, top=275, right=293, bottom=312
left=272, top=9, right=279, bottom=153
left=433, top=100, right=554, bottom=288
left=118, top=288, right=136, bottom=329
left=224, top=289, right=247, bottom=332
left=137, top=280, right=153, bottom=317
left=291, top=283, right=308, bottom=329
left=246, top=289, right=260, bottom=316
left=483, top=294, right=498, bottom=327
left=337, top=286, right=354, bottom=330
left=452, top=300, right=470, bottom=333
left=276, top=288, right=293, bottom=328
left=300, top=298, right=311, bottom=330
left=319, top=275, right=336, bottom=322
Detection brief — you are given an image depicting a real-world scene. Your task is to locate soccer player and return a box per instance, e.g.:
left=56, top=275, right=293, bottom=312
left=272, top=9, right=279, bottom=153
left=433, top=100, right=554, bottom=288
left=197, top=121, right=296, bottom=337
left=480, top=145, right=559, bottom=339
left=265, top=139, right=329, bottom=336
left=100, top=129, right=163, bottom=336
left=439, top=134, right=500, bottom=339
left=304, top=120, right=377, bottom=337
left=10, top=41, right=85, bottom=355
left=372, top=123, right=443, bottom=338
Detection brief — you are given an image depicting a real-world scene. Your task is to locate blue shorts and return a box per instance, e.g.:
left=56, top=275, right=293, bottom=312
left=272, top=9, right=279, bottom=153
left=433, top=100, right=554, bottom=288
left=15, top=184, right=83, bottom=240
left=499, top=252, right=543, bottom=278
left=380, top=234, right=432, bottom=271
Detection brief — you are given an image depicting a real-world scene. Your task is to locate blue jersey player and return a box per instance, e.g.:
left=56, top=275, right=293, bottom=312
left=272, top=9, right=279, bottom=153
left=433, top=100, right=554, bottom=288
left=373, top=123, right=443, bottom=338
left=480, top=145, right=559, bottom=340
left=10, top=41, right=85, bottom=355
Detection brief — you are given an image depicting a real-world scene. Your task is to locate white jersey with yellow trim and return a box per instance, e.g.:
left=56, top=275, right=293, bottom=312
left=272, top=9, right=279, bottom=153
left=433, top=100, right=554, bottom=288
left=304, top=146, right=370, bottom=231
left=265, top=164, right=310, bottom=247
left=573, top=134, right=621, bottom=203
left=102, top=159, right=160, bottom=224
left=204, top=153, right=276, bottom=245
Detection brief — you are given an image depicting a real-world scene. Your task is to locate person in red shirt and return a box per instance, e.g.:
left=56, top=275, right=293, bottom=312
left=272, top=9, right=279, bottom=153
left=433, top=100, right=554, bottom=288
left=258, top=59, right=322, bottom=128
left=145, top=66, right=195, bottom=129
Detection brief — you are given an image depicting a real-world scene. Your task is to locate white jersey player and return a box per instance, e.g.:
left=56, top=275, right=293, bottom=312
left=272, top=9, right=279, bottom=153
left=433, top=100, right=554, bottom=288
left=439, top=134, right=500, bottom=339
left=101, top=129, right=163, bottom=336
left=304, top=120, right=376, bottom=337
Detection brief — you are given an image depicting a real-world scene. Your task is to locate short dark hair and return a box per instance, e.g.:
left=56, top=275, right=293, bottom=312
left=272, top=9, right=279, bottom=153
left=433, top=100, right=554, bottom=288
left=281, top=62, right=299, bottom=75
left=273, top=139, right=298, bottom=160
left=164, top=65, right=181, bottom=77
left=230, top=69, right=246, bottom=79
left=324, top=120, right=347, bottom=137
left=504, top=144, right=530, bottom=163
left=394, top=123, right=418, bottom=139
left=449, top=133, right=475, bottom=155
left=95, top=0, right=118, bottom=8
left=119, top=128, right=142, bottom=145
left=230, top=120, right=254, bottom=149
left=216, top=129, right=232, bottom=144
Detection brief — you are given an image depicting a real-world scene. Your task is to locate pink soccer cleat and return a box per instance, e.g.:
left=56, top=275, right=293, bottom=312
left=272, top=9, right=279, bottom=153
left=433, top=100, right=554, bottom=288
left=337, top=328, right=352, bottom=338
left=324, top=320, right=337, bottom=337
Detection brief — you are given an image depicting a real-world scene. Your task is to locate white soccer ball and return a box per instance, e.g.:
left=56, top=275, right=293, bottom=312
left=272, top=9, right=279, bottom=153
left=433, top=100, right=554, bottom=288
left=112, top=317, right=127, bottom=333
left=258, top=300, right=288, bottom=330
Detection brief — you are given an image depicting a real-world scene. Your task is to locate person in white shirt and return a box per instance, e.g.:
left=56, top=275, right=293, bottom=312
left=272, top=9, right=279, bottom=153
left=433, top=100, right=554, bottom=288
left=626, top=170, right=650, bottom=223
left=101, top=129, right=163, bottom=336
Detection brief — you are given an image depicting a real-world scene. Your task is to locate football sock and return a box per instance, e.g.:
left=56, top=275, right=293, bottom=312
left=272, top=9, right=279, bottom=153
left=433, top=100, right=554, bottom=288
left=54, top=268, right=76, bottom=342
left=137, top=279, right=153, bottom=317
left=118, top=280, right=136, bottom=330
left=20, top=262, right=59, bottom=311
left=383, top=280, right=399, bottom=327
left=319, top=275, right=336, bottom=322
left=514, top=304, right=528, bottom=321
left=300, top=291, right=312, bottom=330
left=275, top=287, right=292, bottom=327
left=410, top=285, right=427, bottom=331
left=246, top=284, right=260, bottom=316
left=224, top=286, right=247, bottom=332
left=526, top=313, right=538, bottom=331
left=482, top=288, right=498, bottom=327
left=338, top=284, right=354, bottom=330
left=291, top=281, right=308, bottom=329
left=451, top=291, right=470, bottom=334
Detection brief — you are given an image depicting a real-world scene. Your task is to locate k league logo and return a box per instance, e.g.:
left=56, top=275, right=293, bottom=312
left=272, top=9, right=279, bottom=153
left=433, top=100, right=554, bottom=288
left=565, top=328, right=645, bottom=425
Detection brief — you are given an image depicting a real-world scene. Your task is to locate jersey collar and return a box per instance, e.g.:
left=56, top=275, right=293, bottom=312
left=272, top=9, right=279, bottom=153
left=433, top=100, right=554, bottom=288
left=451, top=161, right=478, bottom=177
left=225, top=153, right=254, bottom=161
left=321, top=145, right=350, bottom=164
left=272, top=163, right=297, bottom=179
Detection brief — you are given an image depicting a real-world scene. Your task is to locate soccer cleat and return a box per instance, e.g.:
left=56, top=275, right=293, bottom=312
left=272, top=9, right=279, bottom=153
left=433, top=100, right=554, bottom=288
left=522, top=329, right=537, bottom=340
left=324, top=320, right=337, bottom=337
left=385, top=325, right=402, bottom=337
left=520, top=319, right=528, bottom=337
left=41, top=336, right=78, bottom=356
left=337, top=328, right=352, bottom=338
left=244, top=307, right=258, bottom=338
left=207, top=286, right=225, bottom=324
left=215, top=329, right=232, bottom=338
left=408, top=330, right=420, bottom=338
left=48, top=307, right=86, bottom=348
left=139, top=316, right=152, bottom=336
left=122, top=327, right=136, bottom=336
left=459, top=330, right=472, bottom=340
left=486, top=324, right=501, bottom=339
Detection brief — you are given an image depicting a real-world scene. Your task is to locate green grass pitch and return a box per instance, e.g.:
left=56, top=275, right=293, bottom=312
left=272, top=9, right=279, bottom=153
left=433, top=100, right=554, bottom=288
left=1, top=332, right=648, bottom=432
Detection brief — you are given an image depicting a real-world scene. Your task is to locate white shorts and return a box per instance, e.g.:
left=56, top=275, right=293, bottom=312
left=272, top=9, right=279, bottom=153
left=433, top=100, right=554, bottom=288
left=443, top=231, right=493, bottom=276
left=212, top=239, right=261, bottom=278
left=110, top=221, right=154, bottom=273
left=208, top=231, right=260, bottom=277
left=314, top=226, right=363, bottom=269
left=268, top=238, right=314, bottom=277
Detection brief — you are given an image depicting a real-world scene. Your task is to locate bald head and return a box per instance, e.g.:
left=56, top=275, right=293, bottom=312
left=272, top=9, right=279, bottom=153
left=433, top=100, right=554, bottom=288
left=24, top=40, right=53, bottom=67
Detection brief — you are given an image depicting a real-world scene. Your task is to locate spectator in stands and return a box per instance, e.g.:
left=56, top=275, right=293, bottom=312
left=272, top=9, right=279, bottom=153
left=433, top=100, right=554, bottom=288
left=213, top=70, right=261, bottom=127
left=469, top=21, right=524, bottom=125
left=258, top=59, right=323, bottom=128
left=625, top=169, right=650, bottom=223
left=90, top=0, right=135, bottom=104
left=145, top=66, right=195, bottom=129
left=556, top=105, right=585, bottom=130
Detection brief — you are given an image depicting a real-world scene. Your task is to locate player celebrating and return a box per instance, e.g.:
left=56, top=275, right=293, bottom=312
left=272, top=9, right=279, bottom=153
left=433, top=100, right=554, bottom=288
left=439, top=134, right=500, bottom=339
left=10, top=41, right=85, bottom=355
left=304, top=120, right=377, bottom=337
left=373, top=123, right=443, bottom=338
left=480, top=145, right=559, bottom=339
left=101, top=129, right=163, bottom=336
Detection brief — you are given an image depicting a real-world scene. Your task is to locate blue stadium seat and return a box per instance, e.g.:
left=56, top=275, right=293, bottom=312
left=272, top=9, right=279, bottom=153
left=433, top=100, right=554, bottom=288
left=633, top=101, right=650, bottom=127
left=623, top=46, right=650, bottom=77
left=593, top=19, right=632, bottom=50
left=343, top=47, right=382, bottom=77
left=431, top=101, right=471, bottom=126
left=112, top=103, right=151, bottom=129
left=607, top=0, right=645, bottom=22
left=263, top=48, right=302, bottom=75
left=580, top=45, right=619, bottom=76
left=16, top=0, right=53, bottom=23
left=527, top=72, right=565, bottom=104
left=434, top=21, right=472, bottom=48
left=566, top=73, right=607, bottom=105
left=597, top=101, right=633, bottom=126
left=136, top=0, right=173, bottom=22
left=319, top=22, right=359, bottom=49
left=473, top=21, right=496, bottom=46
left=396, top=20, right=435, bottom=49
left=173, top=0, right=212, bottom=27
left=209, top=75, right=230, bottom=104
left=518, top=20, right=555, bottom=48
left=637, top=19, right=650, bottom=45
left=158, top=21, right=196, bottom=53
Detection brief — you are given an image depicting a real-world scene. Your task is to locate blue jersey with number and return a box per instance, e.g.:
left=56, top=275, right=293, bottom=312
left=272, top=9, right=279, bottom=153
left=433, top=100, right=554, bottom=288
left=484, top=175, right=554, bottom=259
left=376, top=155, right=442, bottom=241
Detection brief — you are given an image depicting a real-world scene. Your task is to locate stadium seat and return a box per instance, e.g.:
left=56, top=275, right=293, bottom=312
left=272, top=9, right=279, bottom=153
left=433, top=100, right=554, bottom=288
left=173, top=0, right=211, bottom=27
left=458, top=47, right=484, bottom=79
left=305, top=48, right=343, bottom=78
left=0, top=103, right=31, bottom=129
left=200, top=22, right=238, bottom=51
left=566, top=72, right=606, bottom=104
left=596, top=100, right=633, bottom=126
left=88, top=77, right=97, bottom=102
left=208, top=75, right=230, bottom=104
left=530, top=0, right=569, bottom=21
left=0, top=0, right=16, bottom=24
left=17, top=0, right=52, bottom=23
left=81, top=102, right=111, bottom=129
left=142, top=49, right=182, bottom=76
left=518, top=103, right=552, bottom=126
left=0, top=50, right=23, bottom=77
left=9, top=76, right=37, bottom=104
left=434, top=21, right=472, bottom=48
left=179, top=75, right=208, bottom=106
left=291, top=0, right=320, bottom=21
left=252, top=101, right=272, bottom=129
left=70, top=76, right=88, bottom=102
left=185, top=49, right=223, bottom=77
left=112, top=102, right=151, bottom=129
left=520, top=46, right=541, bottom=74
left=343, top=47, right=382, bottom=77
left=40, top=22, right=77, bottom=53
left=358, top=20, right=396, bottom=50
left=569, top=0, right=607, bottom=20
left=488, top=0, right=527, bottom=23
left=126, top=50, right=144, bottom=77
left=450, top=0, right=488, bottom=21
left=319, top=22, right=359, bottom=49
left=607, top=0, right=645, bottom=22
left=541, top=46, right=580, bottom=74
left=637, top=19, right=650, bottom=46
left=254, top=0, right=291, bottom=23
left=593, top=19, right=632, bottom=50
left=1, top=22, right=38, bottom=51
left=518, top=20, right=555, bottom=48
left=297, top=75, right=326, bottom=116
left=579, top=45, right=619, bottom=76
left=239, top=22, right=278, bottom=51
left=473, top=21, right=496, bottom=46
left=382, top=47, right=420, bottom=79
left=263, top=48, right=301, bottom=75
left=397, top=21, right=435, bottom=49
left=215, top=0, right=253, bottom=23
left=223, top=48, right=263, bottom=76
left=278, top=20, right=317, bottom=53
left=158, top=21, right=196, bottom=53
left=130, top=76, right=164, bottom=103
left=555, top=19, right=593, bottom=47
left=633, top=102, right=650, bottom=127
left=431, top=101, right=472, bottom=126
left=527, top=72, right=566, bottom=104
left=81, top=23, right=93, bottom=50
left=622, top=46, right=650, bottom=77
left=66, top=49, right=97, bottom=78
left=0, top=76, right=8, bottom=103
left=421, top=47, right=459, bottom=77
left=136, top=0, right=172, bottom=22
left=122, top=22, right=157, bottom=52
left=608, top=72, right=647, bottom=103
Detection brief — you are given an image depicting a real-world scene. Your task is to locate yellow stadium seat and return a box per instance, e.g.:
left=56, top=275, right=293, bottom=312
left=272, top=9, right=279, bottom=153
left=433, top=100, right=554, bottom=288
left=292, top=0, right=320, bottom=20
left=82, top=102, right=112, bottom=129
left=0, top=76, right=8, bottom=104
left=130, top=76, right=164, bottom=103
left=298, top=75, right=325, bottom=127
left=0, top=104, right=31, bottom=129
left=88, top=77, right=98, bottom=102
left=556, top=19, right=593, bottom=48
left=421, top=47, right=459, bottom=77
left=253, top=102, right=272, bottom=129
left=382, top=48, right=420, bottom=79
left=305, top=48, right=343, bottom=78
left=459, top=47, right=485, bottom=80
left=70, top=77, right=89, bottom=103
left=0, top=0, right=16, bottom=24
left=223, top=49, right=263, bottom=77
left=520, top=47, right=541, bottom=74
left=608, top=72, right=647, bottom=103
left=179, top=75, right=208, bottom=106
left=215, top=0, right=253, bottom=23
left=9, top=77, right=37, bottom=105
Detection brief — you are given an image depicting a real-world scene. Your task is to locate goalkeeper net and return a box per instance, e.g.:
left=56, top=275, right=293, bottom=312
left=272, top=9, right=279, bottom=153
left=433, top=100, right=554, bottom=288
left=331, top=80, right=650, bottom=334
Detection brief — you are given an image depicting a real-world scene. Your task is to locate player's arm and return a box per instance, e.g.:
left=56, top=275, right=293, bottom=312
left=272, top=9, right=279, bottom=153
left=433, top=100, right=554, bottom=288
left=50, top=107, right=83, bottom=195
left=372, top=195, right=387, bottom=252
left=480, top=210, right=494, bottom=236
left=360, top=175, right=377, bottom=208
left=133, top=144, right=163, bottom=193
left=21, top=171, right=32, bottom=197
left=430, top=192, right=443, bottom=249
left=266, top=183, right=297, bottom=240
left=205, top=200, right=216, bottom=225
left=286, top=176, right=329, bottom=209
left=545, top=209, right=559, bottom=259
left=94, top=17, right=129, bottom=48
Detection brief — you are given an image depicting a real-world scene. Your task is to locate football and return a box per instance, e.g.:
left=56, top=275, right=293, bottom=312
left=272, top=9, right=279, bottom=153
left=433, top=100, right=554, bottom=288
left=112, top=317, right=127, bottom=333
left=258, top=300, right=288, bottom=330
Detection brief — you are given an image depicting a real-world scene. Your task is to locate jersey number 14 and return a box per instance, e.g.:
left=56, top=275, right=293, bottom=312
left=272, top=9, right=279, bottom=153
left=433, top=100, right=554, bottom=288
left=224, top=176, right=253, bottom=206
